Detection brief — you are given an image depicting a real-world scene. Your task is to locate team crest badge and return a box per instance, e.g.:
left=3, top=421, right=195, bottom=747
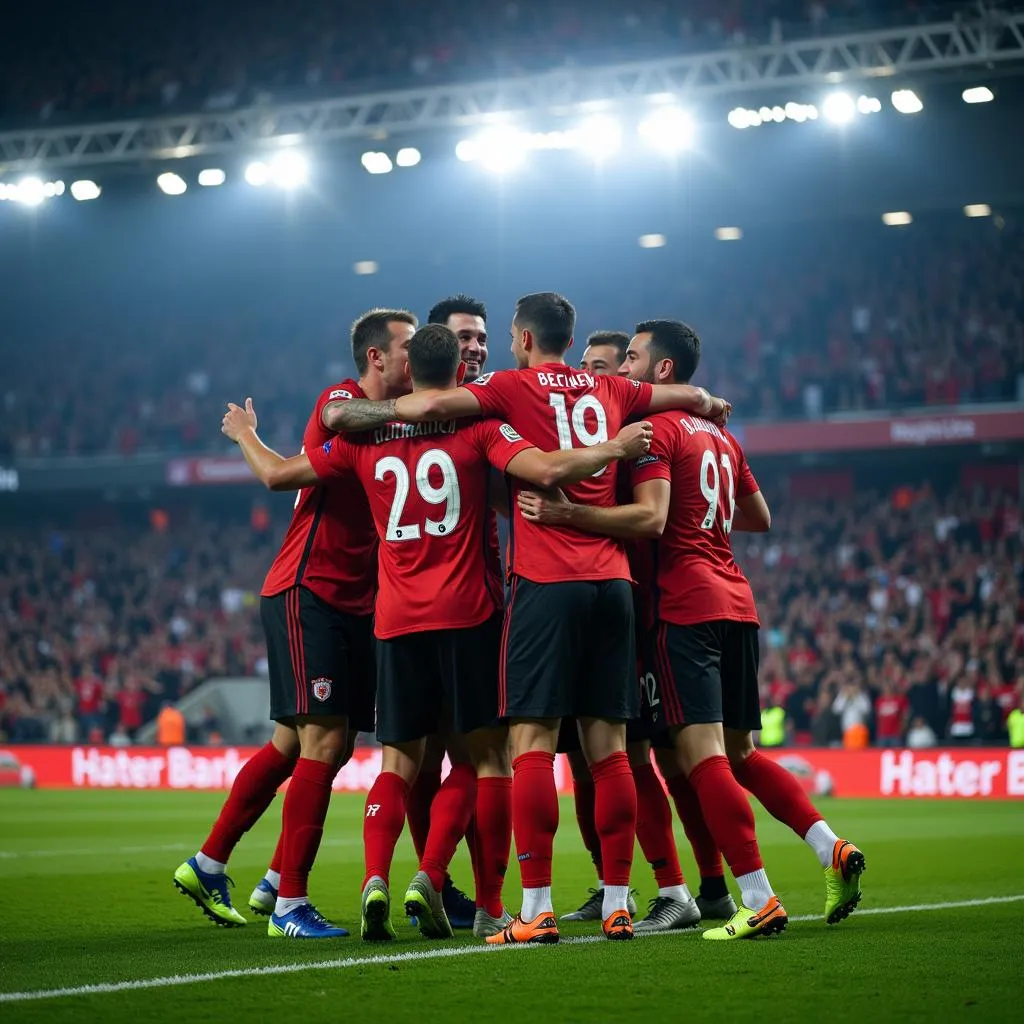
left=311, top=677, right=332, bottom=702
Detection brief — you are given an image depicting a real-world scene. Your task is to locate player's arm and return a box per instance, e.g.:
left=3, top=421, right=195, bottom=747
left=323, top=387, right=483, bottom=432
left=645, top=384, right=732, bottom=426
left=731, top=490, right=771, bottom=532
left=517, top=478, right=669, bottom=540
left=504, top=421, right=654, bottom=490
left=222, top=399, right=318, bottom=491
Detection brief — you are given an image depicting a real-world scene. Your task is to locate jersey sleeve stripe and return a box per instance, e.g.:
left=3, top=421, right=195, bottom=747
left=286, top=588, right=306, bottom=715
left=293, top=489, right=328, bottom=588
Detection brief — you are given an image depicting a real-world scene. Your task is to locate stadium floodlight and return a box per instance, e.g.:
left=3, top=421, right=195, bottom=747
left=576, top=115, right=622, bottom=160
left=638, top=233, right=667, bottom=249
left=360, top=151, right=394, bottom=175
left=474, top=127, right=527, bottom=173
left=353, top=261, right=379, bottom=275
left=857, top=95, right=882, bottom=114
left=882, top=211, right=913, bottom=226
left=395, top=147, right=421, bottom=168
left=269, top=150, right=308, bottom=189
left=245, top=161, right=269, bottom=186
left=822, top=92, right=856, bottom=124
left=157, top=172, right=187, bottom=196
left=12, top=177, right=46, bottom=205
left=962, top=86, right=994, bottom=104
left=715, top=227, right=743, bottom=241
left=727, top=107, right=756, bottom=129
left=198, top=169, right=226, bottom=187
left=784, top=102, right=818, bottom=123
left=455, top=139, right=479, bottom=162
left=637, top=107, right=695, bottom=152
left=891, top=89, right=923, bottom=114
left=70, top=180, right=101, bottom=201
left=964, top=204, right=992, bottom=218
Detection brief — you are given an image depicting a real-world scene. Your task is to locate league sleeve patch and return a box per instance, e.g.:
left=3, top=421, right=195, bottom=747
left=328, top=389, right=353, bottom=401
left=470, top=372, right=493, bottom=386
left=322, top=440, right=333, bottom=454
left=629, top=379, right=641, bottom=388
left=634, top=454, right=659, bottom=468
left=499, top=423, right=522, bottom=443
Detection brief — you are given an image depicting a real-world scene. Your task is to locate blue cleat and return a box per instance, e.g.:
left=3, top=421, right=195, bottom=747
left=248, top=878, right=278, bottom=917
left=442, top=878, right=477, bottom=930
left=268, top=903, right=350, bottom=939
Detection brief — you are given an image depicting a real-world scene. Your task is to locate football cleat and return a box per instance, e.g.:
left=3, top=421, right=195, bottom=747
left=361, top=875, right=397, bottom=942
left=485, top=912, right=559, bottom=945
left=825, top=839, right=866, bottom=925
left=702, top=896, right=788, bottom=941
left=602, top=910, right=634, bottom=941
left=442, top=878, right=477, bottom=930
left=472, top=907, right=513, bottom=938
left=695, top=892, right=738, bottom=920
left=633, top=895, right=701, bottom=933
left=404, top=871, right=454, bottom=939
left=173, top=857, right=247, bottom=927
left=248, top=878, right=277, bottom=917
left=560, top=887, right=639, bottom=922
left=268, top=902, right=349, bottom=939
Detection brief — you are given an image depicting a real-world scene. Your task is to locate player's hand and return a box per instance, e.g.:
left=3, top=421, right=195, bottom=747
left=708, top=395, right=732, bottom=427
left=517, top=488, right=574, bottom=524
left=222, top=398, right=257, bottom=442
left=614, top=420, right=654, bottom=459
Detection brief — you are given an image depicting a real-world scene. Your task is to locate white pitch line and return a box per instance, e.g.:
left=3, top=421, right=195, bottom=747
left=1, top=894, right=1021, bottom=1005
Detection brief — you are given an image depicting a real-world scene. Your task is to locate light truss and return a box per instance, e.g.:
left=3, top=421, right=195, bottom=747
left=1, top=13, right=1022, bottom=173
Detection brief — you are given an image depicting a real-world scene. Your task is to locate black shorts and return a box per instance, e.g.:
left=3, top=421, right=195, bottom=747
left=626, top=626, right=670, bottom=747
left=376, top=615, right=501, bottom=745
left=651, top=620, right=761, bottom=732
left=556, top=718, right=583, bottom=754
left=500, top=577, right=637, bottom=721
left=260, top=587, right=375, bottom=730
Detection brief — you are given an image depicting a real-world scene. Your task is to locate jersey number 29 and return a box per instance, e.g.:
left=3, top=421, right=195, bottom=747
left=699, top=449, right=735, bottom=533
left=375, top=449, right=462, bottom=542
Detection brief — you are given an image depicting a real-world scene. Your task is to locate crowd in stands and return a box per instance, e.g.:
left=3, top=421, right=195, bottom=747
left=0, top=1, right=993, bottom=127
left=3, top=216, right=1022, bottom=460
left=0, top=476, right=1020, bottom=747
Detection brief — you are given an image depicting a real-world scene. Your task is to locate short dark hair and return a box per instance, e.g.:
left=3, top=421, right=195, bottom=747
left=351, top=308, right=417, bottom=375
left=428, top=294, right=487, bottom=326
left=635, top=319, right=701, bottom=383
left=514, top=292, right=576, bottom=356
left=586, top=330, right=630, bottom=365
left=408, top=324, right=460, bottom=387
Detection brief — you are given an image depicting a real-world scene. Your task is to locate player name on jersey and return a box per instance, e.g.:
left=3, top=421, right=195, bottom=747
left=372, top=420, right=459, bottom=445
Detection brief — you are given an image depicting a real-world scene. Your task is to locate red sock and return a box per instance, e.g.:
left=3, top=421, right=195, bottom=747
left=732, top=750, right=822, bottom=838
left=362, top=771, right=410, bottom=889
left=666, top=771, right=724, bottom=880
left=464, top=814, right=480, bottom=896
left=268, top=830, right=285, bottom=874
left=633, top=762, right=684, bottom=888
left=474, top=776, right=512, bottom=917
left=590, top=752, right=636, bottom=888
left=407, top=767, right=441, bottom=862
left=278, top=757, right=337, bottom=899
left=201, top=742, right=294, bottom=863
left=688, top=755, right=762, bottom=878
left=421, top=764, right=477, bottom=891
left=572, top=777, right=602, bottom=878
left=512, top=751, right=558, bottom=889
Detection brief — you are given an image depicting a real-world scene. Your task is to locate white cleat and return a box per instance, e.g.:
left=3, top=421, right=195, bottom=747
left=473, top=907, right=514, bottom=938
left=633, top=895, right=701, bottom=933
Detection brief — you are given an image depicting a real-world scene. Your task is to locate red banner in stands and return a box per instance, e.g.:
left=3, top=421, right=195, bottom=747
left=737, top=408, right=1024, bottom=455
left=3, top=746, right=1022, bottom=798
left=165, top=457, right=257, bottom=486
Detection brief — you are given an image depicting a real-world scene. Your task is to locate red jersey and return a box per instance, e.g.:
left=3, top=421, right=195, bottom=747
left=307, top=417, right=534, bottom=639
left=117, top=689, right=145, bottom=730
left=261, top=381, right=377, bottom=615
left=466, top=365, right=653, bottom=584
left=76, top=676, right=103, bottom=715
left=993, top=684, right=1017, bottom=724
left=631, top=412, right=760, bottom=627
left=874, top=693, right=908, bottom=740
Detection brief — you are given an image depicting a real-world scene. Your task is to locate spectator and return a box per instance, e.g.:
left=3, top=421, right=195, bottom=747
left=109, top=723, right=133, bottom=748
left=156, top=702, right=186, bottom=746
left=906, top=715, right=939, bottom=749
left=874, top=680, right=909, bottom=748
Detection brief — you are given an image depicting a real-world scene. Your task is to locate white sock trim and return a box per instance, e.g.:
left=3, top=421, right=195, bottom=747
left=274, top=896, right=310, bottom=917
left=264, top=869, right=281, bottom=890
left=195, top=852, right=226, bottom=875
left=521, top=886, right=553, bottom=921
left=602, top=885, right=632, bottom=918
left=804, top=820, right=840, bottom=869
left=658, top=884, right=692, bottom=902
left=736, top=869, right=774, bottom=912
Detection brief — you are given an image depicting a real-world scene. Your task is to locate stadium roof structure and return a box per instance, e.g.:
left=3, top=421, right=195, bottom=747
left=1, top=12, right=1023, bottom=173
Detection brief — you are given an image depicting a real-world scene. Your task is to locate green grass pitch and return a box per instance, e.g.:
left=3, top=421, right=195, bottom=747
left=1, top=790, right=1021, bottom=1023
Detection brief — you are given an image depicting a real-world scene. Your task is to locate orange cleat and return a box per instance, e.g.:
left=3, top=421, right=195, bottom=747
left=602, top=909, right=634, bottom=941
left=485, top=912, right=560, bottom=945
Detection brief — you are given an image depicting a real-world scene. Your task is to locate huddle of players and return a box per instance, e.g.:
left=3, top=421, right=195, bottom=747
left=173, top=292, right=866, bottom=944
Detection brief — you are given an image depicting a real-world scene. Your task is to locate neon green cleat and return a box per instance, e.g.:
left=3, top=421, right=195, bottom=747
left=173, top=857, right=247, bottom=927
left=825, top=839, right=866, bottom=925
left=361, top=876, right=397, bottom=942
left=702, top=896, right=788, bottom=941
left=404, top=870, right=454, bottom=939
